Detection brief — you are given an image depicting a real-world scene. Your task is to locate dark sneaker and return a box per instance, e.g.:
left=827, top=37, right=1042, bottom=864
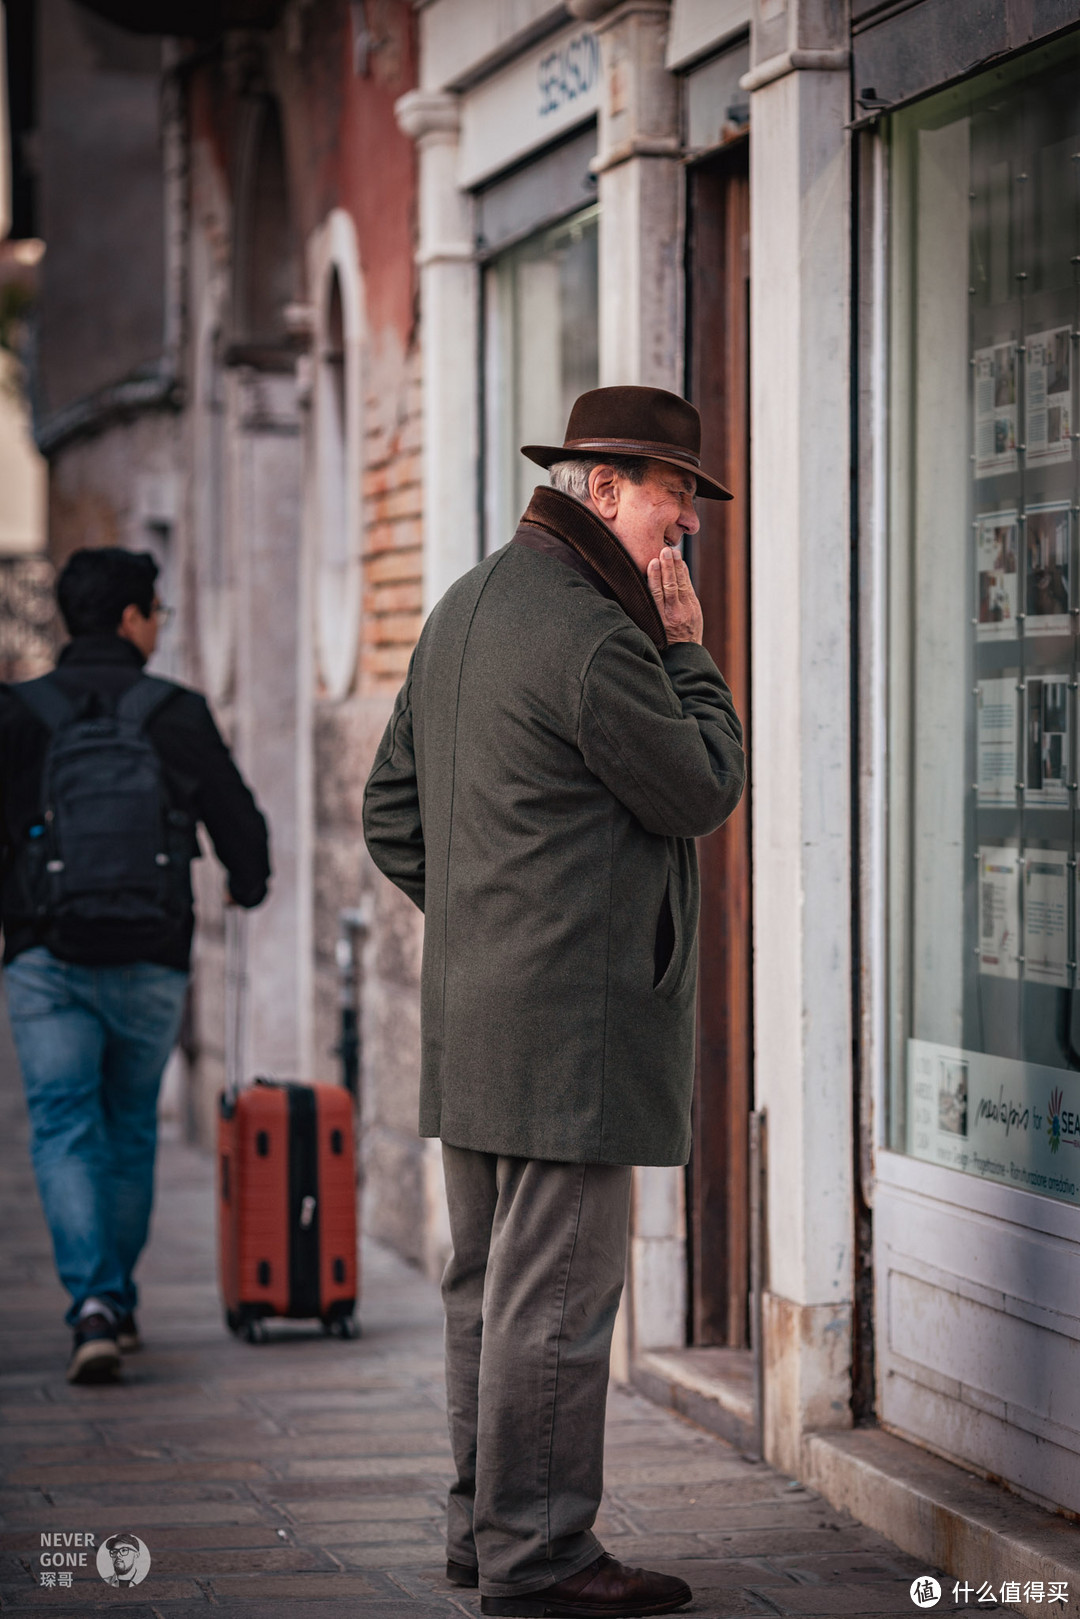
left=115, top=1313, right=142, bottom=1353
left=67, top=1313, right=121, bottom=1385
left=480, top=1553, right=692, bottom=1617
left=447, top=1560, right=480, bottom=1588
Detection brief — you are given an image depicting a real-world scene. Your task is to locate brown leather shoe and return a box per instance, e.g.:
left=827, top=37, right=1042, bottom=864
left=480, top=1552, right=692, bottom=1616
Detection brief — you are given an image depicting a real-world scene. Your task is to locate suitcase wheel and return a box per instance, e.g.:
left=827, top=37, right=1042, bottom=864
left=243, top=1318, right=269, bottom=1345
left=323, top=1314, right=360, bottom=1340
left=225, top=1309, right=242, bottom=1336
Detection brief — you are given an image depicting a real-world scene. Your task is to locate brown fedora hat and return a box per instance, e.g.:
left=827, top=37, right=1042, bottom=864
left=522, top=385, right=732, bottom=501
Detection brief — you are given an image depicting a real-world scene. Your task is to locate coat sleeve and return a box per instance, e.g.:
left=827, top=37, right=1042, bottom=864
left=362, top=665, right=425, bottom=912
left=577, top=629, right=745, bottom=839
left=185, top=696, right=271, bottom=908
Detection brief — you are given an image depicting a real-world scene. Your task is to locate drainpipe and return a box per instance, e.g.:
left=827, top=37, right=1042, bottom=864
left=748, top=1109, right=767, bottom=1462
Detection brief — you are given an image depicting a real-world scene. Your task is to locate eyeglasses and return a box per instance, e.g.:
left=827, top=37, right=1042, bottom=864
left=152, top=603, right=175, bottom=624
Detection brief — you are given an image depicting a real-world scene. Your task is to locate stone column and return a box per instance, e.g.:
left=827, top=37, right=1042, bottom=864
left=232, top=366, right=307, bottom=1080
left=394, top=89, right=479, bottom=610
left=583, top=0, right=682, bottom=390
left=741, top=0, right=855, bottom=1475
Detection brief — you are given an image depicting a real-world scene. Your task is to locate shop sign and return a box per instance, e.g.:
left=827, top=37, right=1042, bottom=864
left=459, top=24, right=600, bottom=189
left=909, top=1038, right=1080, bottom=1206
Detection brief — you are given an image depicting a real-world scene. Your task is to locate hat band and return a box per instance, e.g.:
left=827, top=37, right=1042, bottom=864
left=561, top=436, right=702, bottom=468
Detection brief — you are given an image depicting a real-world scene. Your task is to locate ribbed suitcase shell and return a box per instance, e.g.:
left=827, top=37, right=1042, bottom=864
left=217, top=1079, right=359, bottom=1339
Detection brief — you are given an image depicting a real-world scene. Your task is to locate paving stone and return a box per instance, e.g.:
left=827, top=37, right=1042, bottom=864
left=259, top=1477, right=441, bottom=1502
left=279, top=1454, right=453, bottom=1479
left=333, top=1543, right=448, bottom=1568
left=306, top=1519, right=444, bottom=1546
left=205, top=1571, right=382, bottom=1598
left=0, top=1502, right=273, bottom=1529
left=747, top=1582, right=934, bottom=1615
left=7, top=1459, right=270, bottom=1485
left=284, top=1493, right=441, bottom=1523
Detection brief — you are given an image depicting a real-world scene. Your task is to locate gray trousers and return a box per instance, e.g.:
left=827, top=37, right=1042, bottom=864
left=441, top=1144, right=633, bottom=1598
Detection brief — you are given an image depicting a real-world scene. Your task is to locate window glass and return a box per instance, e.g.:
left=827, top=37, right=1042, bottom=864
left=483, top=205, right=599, bottom=552
left=887, top=36, right=1080, bottom=1202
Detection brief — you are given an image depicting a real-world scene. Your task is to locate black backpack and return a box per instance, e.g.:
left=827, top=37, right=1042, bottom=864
left=11, top=673, right=196, bottom=955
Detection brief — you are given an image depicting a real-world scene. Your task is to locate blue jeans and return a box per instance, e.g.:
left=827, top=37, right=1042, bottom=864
left=6, top=947, right=188, bottom=1327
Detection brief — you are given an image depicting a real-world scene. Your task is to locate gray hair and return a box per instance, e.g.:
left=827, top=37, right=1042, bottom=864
left=547, top=455, right=652, bottom=502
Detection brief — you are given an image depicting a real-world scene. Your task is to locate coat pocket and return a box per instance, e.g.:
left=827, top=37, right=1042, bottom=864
left=653, top=868, right=692, bottom=1000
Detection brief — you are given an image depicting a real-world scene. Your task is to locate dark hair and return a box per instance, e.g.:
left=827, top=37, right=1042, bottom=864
left=56, top=548, right=159, bottom=637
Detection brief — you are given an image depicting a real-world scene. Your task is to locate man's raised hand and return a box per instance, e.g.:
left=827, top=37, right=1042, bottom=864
left=647, top=546, right=704, bottom=645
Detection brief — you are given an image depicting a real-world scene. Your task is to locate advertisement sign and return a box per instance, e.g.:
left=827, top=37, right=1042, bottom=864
left=908, top=1038, right=1080, bottom=1206
left=974, top=344, right=1018, bottom=477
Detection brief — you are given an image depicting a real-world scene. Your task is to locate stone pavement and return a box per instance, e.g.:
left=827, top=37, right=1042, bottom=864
left=0, top=1009, right=962, bottom=1619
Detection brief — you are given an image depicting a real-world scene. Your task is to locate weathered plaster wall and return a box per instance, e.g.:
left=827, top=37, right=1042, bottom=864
left=179, top=1, right=429, bottom=1265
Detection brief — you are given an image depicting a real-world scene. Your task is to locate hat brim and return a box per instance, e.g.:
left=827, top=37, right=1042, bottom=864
left=520, top=443, right=733, bottom=501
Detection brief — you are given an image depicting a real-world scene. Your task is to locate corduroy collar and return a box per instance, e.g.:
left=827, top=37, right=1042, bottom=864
left=518, top=486, right=667, bottom=651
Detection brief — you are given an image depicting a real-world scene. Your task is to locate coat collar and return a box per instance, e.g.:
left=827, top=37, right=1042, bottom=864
left=517, top=486, right=667, bottom=651
left=57, top=634, right=147, bottom=670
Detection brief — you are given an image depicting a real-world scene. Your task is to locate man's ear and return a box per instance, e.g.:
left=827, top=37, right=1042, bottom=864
left=587, top=463, right=619, bottom=520
left=117, top=603, right=143, bottom=639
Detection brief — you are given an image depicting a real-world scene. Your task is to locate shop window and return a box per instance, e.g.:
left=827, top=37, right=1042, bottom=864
left=312, top=210, right=364, bottom=699
left=482, top=204, right=599, bottom=552
left=886, top=36, right=1080, bottom=1203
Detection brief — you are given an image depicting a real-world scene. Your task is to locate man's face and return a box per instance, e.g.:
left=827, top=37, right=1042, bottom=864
left=113, top=1543, right=136, bottom=1575
left=587, top=461, right=699, bottom=573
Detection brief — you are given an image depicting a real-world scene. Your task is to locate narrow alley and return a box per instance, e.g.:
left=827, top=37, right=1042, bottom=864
left=0, top=1004, right=971, bottom=1619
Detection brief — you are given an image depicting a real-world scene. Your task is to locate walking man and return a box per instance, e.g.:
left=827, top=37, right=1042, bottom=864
left=364, top=386, right=745, bottom=1617
left=0, top=548, right=270, bottom=1383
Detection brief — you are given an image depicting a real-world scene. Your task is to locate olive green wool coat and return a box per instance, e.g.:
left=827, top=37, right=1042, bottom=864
left=362, top=523, right=745, bottom=1166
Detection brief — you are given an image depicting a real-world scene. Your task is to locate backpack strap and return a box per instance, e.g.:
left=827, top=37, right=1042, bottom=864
left=115, top=674, right=180, bottom=731
left=11, top=674, right=78, bottom=734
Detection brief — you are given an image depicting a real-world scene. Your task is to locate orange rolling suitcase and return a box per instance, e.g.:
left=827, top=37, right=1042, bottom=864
left=217, top=912, right=359, bottom=1343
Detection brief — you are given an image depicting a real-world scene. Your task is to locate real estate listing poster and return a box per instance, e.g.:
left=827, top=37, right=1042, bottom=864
left=977, top=677, right=1018, bottom=806
left=978, top=844, right=1020, bottom=978
left=974, top=343, right=1018, bottom=476
left=1025, top=675, right=1070, bottom=805
left=1024, top=503, right=1071, bottom=636
left=1026, top=327, right=1072, bottom=467
left=1023, top=848, right=1069, bottom=986
left=976, top=512, right=1020, bottom=639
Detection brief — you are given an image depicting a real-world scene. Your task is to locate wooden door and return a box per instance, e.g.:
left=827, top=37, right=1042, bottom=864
left=686, top=142, right=752, bottom=1348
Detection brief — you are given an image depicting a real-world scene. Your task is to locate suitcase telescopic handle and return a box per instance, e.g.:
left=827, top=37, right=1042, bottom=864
left=224, top=904, right=248, bottom=1103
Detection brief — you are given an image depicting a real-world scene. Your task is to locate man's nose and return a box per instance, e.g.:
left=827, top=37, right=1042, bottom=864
left=679, top=499, right=700, bottom=536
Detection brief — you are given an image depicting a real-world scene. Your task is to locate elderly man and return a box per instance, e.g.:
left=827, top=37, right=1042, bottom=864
left=363, top=386, right=744, bottom=1618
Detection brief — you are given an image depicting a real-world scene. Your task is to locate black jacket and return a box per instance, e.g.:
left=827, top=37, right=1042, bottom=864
left=0, top=635, right=271, bottom=969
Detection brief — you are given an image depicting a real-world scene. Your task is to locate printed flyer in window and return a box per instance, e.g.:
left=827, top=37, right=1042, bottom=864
left=975, top=512, right=1019, bottom=639
left=974, top=343, right=1018, bottom=477
left=1025, top=327, right=1072, bottom=466
left=908, top=1039, right=1080, bottom=1205
left=1024, top=503, right=1071, bottom=635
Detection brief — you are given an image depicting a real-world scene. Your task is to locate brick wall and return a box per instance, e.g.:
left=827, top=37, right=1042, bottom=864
left=360, top=346, right=424, bottom=694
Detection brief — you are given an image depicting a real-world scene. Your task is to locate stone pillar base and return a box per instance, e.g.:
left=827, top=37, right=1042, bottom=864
left=763, top=1291, right=852, bottom=1477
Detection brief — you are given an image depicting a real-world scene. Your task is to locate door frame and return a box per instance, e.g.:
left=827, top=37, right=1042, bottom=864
left=685, top=138, right=753, bottom=1348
